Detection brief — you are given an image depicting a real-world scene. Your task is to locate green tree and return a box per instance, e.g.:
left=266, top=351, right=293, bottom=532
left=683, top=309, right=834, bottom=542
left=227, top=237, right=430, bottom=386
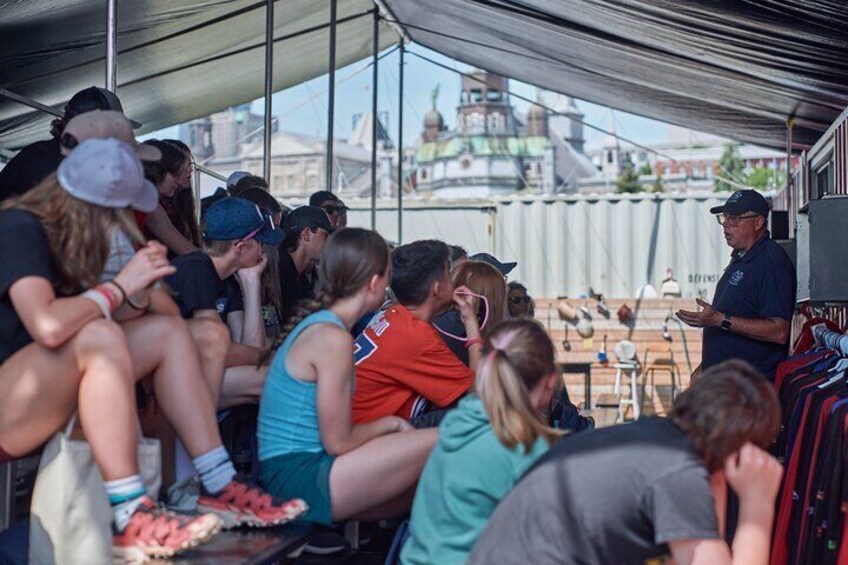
left=651, top=170, right=665, bottom=193
left=639, top=163, right=653, bottom=176
left=715, top=141, right=745, bottom=192
left=616, top=159, right=643, bottom=193
left=746, top=167, right=786, bottom=190
left=615, top=159, right=644, bottom=192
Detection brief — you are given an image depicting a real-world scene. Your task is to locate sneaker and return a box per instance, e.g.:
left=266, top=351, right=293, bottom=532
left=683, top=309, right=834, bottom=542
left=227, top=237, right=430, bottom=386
left=167, top=475, right=201, bottom=512
left=196, top=475, right=308, bottom=528
left=303, top=530, right=350, bottom=555
left=112, top=496, right=222, bottom=562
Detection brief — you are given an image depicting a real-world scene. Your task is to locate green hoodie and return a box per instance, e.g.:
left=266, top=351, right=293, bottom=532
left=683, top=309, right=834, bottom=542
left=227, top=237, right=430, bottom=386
left=401, top=394, right=551, bottom=565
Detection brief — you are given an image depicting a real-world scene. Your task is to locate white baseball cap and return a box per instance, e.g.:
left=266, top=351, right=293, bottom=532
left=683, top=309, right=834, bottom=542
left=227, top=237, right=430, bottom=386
left=57, top=138, right=159, bottom=212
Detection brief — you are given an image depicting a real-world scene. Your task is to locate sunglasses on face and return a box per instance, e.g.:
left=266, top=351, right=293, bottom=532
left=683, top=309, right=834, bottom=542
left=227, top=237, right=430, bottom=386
left=321, top=204, right=348, bottom=215
left=510, top=296, right=531, bottom=305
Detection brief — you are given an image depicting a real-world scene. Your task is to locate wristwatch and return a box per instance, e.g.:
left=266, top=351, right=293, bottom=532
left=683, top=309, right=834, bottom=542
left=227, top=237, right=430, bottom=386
left=720, top=313, right=732, bottom=332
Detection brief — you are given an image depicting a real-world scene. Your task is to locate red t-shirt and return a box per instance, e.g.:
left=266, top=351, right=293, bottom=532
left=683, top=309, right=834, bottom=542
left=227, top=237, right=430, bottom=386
left=352, top=305, right=475, bottom=423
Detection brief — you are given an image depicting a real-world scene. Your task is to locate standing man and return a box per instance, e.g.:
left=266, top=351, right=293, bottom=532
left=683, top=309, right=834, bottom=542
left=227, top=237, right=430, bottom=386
left=677, top=190, right=795, bottom=382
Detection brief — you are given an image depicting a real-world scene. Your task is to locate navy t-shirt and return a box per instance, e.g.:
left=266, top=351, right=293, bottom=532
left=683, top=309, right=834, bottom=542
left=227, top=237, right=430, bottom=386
left=702, top=233, right=796, bottom=380
left=166, top=251, right=243, bottom=321
left=0, top=209, right=60, bottom=364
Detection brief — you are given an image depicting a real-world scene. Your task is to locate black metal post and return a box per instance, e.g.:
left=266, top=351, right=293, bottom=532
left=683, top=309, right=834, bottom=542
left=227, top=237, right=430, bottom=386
left=370, top=10, right=379, bottom=230
left=263, top=0, right=275, bottom=182
left=326, top=0, right=337, bottom=192
left=397, top=41, right=404, bottom=244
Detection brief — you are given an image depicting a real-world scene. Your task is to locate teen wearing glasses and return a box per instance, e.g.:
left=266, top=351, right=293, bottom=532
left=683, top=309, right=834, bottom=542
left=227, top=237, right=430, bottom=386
left=309, top=190, right=349, bottom=229
left=507, top=282, right=535, bottom=320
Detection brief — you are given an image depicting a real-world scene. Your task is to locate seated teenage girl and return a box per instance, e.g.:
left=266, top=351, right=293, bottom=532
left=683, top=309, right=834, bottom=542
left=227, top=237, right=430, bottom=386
left=401, top=319, right=561, bottom=564
left=258, top=228, right=438, bottom=525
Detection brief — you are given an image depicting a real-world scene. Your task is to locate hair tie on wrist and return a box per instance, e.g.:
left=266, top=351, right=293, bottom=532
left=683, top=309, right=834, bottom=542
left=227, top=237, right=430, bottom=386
left=465, top=337, right=484, bottom=350
left=108, top=280, right=128, bottom=305
left=109, top=280, right=150, bottom=311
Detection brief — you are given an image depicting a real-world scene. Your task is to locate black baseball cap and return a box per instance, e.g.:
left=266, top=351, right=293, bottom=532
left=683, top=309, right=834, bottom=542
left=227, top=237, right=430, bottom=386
left=309, top=190, right=339, bottom=207
left=285, top=205, right=334, bottom=234
left=64, top=86, right=141, bottom=129
left=709, top=190, right=770, bottom=217
left=470, top=252, right=517, bottom=276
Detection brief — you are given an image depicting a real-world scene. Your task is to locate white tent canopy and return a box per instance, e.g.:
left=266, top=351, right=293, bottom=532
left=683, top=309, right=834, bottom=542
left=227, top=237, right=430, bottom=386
left=0, top=0, right=396, bottom=149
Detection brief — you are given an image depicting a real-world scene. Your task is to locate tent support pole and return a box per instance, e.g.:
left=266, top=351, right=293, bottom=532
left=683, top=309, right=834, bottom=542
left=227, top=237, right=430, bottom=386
left=263, top=0, right=275, bottom=182
left=326, top=0, right=337, bottom=192
left=370, top=9, right=379, bottom=230
left=785, top=117, right=794, bottom=213
left=106, top=0, right=118, bottom=91
left=397, top=41, right=404, bottom=244
left=0, top=89, right=62, bottom=117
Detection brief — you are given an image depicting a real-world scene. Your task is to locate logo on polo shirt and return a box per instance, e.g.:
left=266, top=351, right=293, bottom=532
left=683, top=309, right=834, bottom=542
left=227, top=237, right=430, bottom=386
left=729, top=269, right=744, bottom=286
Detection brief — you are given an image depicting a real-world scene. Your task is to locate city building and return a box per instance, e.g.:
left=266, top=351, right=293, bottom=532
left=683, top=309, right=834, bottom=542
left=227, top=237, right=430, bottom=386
left=413, top=70, right=598, bottom=198
left=183, top=106, right=396, bottom=199
left=579, top=123, right=799, bottom=193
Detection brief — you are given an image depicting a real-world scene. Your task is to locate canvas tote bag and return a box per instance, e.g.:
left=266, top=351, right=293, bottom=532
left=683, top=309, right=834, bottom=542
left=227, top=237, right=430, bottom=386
left=29, top=415, right=162, bottom=565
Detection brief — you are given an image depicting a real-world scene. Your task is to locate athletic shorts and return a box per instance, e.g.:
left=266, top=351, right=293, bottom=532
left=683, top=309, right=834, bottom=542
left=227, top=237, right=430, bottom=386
left=260, top=450, right=335, bottom=526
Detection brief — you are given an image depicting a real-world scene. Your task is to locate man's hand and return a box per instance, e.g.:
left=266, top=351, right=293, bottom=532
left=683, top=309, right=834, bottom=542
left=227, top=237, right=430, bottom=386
left=677, top=299, right=723, bottom=329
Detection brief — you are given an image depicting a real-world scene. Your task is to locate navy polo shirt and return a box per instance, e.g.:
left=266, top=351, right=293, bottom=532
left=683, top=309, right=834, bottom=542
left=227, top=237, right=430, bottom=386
left=702, top=232, right=796, bottom=381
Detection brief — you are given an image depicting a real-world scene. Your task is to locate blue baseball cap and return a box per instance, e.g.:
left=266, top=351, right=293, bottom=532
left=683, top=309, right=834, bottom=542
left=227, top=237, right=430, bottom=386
left=710, top=190, right=770, bottom=217
left=203, top=197, right=284, bottom=245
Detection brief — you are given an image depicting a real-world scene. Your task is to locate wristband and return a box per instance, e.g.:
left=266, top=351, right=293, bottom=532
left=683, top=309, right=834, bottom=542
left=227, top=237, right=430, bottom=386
left=82, top=289, right=112, bottom=320
left=465, top=337, right=484, bottom=349
left=93, top=285, right=118, bottom=312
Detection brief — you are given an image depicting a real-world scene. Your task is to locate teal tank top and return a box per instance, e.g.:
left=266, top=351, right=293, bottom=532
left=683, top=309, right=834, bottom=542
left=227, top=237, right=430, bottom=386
left=258, top=310, right=346, bottom=461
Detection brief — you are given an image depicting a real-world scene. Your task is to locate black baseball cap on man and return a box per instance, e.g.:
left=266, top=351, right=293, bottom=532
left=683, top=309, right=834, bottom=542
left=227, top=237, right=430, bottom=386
left=64, top=86, right=141, bottom=128
left=309, top=190, right=338, bottom=207
left=709, top=190, right=770, bottom=217
left=285, top=205, right=334, bottom=235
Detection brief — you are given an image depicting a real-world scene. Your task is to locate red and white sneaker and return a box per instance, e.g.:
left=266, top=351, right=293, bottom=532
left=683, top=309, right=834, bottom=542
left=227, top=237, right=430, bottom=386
left=112, top=496, right=222, bottom=562
left=196, top=476, right=308, bottom=528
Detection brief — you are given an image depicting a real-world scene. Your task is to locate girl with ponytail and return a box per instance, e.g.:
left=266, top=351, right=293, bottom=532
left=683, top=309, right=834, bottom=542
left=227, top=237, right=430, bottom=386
left=257, top=228, right=438, bottom=526
left=401, top=319, right=562, bottom=565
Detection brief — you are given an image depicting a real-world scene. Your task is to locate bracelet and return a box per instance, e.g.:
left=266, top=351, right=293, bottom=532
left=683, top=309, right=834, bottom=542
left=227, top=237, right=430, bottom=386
left=465, top=337, right=484, bottom=350
left=82, top=289, right=112, bottom=320
left=125, top=293, right=151, bottom=311
left=108, top=280, right=149, bottom=310
left=107, top=280, right=128, bottom=306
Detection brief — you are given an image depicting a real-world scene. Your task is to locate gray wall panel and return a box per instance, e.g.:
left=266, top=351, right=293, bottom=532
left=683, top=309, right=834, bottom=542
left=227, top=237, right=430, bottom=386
left=343, top=192, right=736, bottom=300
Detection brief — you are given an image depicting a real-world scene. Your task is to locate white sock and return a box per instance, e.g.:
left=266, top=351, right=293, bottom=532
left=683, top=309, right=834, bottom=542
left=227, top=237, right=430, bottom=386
left=193, top=446, right=236, bottom=495
left=105, top=475, right=147, bottom=532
